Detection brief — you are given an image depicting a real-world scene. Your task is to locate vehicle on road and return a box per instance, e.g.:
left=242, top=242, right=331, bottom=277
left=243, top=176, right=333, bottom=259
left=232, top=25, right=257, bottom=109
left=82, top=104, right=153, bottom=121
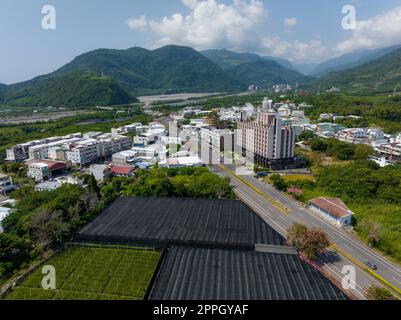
left=256, top=171, right=268, bottom=178
left=365, top=261, right=378, bottom=270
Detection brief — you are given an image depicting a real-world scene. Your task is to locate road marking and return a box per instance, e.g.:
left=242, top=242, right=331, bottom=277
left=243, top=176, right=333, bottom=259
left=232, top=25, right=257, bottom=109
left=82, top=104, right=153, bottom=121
left=343, top=244, right=354, bottom=252
left=218, top=165, right=289, bottom=214
left=211, top=165, right=401, bottom=296
left=392, top=277, right=401, bottom=286
left=332, top=244, right=401, bottom=297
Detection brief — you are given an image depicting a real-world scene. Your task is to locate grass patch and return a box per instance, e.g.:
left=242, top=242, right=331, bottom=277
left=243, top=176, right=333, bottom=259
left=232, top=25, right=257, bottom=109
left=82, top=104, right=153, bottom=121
left=3, top=246, right=161, bottom=300
left=282, top=174, right=315, bottom=183
left=350, top=202, right=401, bottom=263
left=297, top=148, right=351, bottom=168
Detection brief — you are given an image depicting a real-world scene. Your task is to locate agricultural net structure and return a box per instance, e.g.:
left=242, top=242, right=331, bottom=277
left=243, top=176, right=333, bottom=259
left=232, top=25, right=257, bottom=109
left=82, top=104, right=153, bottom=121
left=4, top=245, right=161, bottom=300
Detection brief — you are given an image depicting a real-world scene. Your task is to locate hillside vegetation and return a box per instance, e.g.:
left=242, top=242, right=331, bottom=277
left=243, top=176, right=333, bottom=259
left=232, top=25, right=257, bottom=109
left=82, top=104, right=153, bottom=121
left=202, top=49, right=310, bottom=89
left=319, top=48, right=401, bottom=94
left=227, top=60, right=312, bottom=89
left=311, top=44, right=401, bottom=77
left=1, top=72, right=134, bottom=108
left=297, top=94, right=401, bottom=133
left=54, top=45, right=242, bottom=95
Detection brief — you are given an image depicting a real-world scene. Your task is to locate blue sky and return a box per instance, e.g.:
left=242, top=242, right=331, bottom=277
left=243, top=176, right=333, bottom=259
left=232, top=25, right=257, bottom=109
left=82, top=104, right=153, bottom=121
left=1, top=0, right=401, bottom=84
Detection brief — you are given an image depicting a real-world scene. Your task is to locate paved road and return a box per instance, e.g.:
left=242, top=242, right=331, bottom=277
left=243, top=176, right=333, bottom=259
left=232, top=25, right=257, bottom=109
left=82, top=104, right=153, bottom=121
left=211, top=164, right=401, bottom=299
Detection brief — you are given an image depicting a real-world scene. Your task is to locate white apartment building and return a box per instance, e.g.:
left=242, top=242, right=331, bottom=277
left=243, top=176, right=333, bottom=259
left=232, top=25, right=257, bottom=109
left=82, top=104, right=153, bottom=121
left=6, top=133, right=82, bottom=162
left=200, top=128, right=234, bottom=152
left=28, top=163, right=50, bottom=182
left=66, top=134, right=131, bottom=166
left=48, top=147, right=67, bottom=161
left=28, top=137, right=83, bottom=160
left=134, top=129, right=166, bottom=145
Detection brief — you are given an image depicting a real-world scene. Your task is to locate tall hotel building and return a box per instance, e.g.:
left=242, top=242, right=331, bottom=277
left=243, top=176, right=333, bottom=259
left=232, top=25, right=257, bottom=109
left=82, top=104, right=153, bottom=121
left=236, top=108, right=295, bottom=170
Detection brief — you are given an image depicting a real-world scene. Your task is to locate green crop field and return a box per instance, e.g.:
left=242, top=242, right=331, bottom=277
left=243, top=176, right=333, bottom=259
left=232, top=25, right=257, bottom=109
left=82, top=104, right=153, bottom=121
left=4, top=246, right=161, bottom=300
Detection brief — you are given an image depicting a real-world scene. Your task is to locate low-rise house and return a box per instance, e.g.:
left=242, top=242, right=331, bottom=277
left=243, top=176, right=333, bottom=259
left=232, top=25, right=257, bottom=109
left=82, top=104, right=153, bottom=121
left=159, top=155, right=203, bottom=169
left=0, top=173, right=16, bottom=194
left=161, top=136, right=182, bottom=145
left=316, top=123, right=346, bottom=136
left=90, top=164, right=112, bottom=182
left=112, top=150, right=137, bottom=166
left=309, top=197, right=354, bottom=227
left=35, top=181, right=63, bottom=192
left=134, top=128, right=166, bottom=146
left=111, top=166, right=135, bottom=177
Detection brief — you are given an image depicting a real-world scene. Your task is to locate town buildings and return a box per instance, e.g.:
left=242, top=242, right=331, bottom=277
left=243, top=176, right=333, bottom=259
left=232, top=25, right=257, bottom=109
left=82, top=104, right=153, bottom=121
left=65, top=134, right=131, bottom=166
left=6, top=131, right=131, bottom=167
left=5, top=133, right=82, bottom=162
left=27, top=160, right=70, bottom=182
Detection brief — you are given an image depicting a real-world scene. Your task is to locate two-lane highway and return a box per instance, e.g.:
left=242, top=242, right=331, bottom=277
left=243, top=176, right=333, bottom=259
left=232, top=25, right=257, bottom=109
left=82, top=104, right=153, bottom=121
left=211, top=164, right=401, bottom=299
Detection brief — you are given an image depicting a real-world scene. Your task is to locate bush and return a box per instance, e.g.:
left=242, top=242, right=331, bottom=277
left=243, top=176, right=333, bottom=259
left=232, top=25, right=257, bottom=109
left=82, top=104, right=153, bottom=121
left=270, top=174, right=288, bottom=192
left=366, top=286, right=396, bottom=300
left=287, top=223, right=331, bottom=260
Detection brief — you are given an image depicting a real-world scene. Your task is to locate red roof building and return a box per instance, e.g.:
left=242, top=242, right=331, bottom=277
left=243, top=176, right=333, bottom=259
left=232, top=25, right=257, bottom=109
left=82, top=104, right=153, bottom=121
left=309, top=197, right=354, bottom=227
left=111, top=166, right=135, bottom=177
left=26, top=159, right=70, bottom=172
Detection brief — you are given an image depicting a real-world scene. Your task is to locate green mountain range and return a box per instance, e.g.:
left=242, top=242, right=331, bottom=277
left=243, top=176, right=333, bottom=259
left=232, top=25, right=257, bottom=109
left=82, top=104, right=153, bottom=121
left=226, top=60, right=312, bottom=88
left=2, top=43, right=401, bottom=109
left=2, top=72, right=134, bottom=108
left=54, top=45, right=242, bottom=95
left=201, top=49, right=310, bottom=88
left=201, top=49, right=265, bottom=69
left=310, top=44, right=401, bottom=77
left=318, top=47, right=401, bottom=94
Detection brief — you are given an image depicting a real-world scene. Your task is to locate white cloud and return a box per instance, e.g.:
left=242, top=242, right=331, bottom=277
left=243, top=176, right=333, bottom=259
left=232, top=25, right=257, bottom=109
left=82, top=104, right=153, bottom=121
left=336, top=6, right=401, bottom=54
left=126, top=15, right=148, bottom=31
left=125, top=3, right=401, bottom=63
left=127, top=0, right=268, bottom=51
left=182, top=0, right=199, bottom=10
left=261, top=37, right=328, bottom=63
left=284, top=17, right=297, bottom=27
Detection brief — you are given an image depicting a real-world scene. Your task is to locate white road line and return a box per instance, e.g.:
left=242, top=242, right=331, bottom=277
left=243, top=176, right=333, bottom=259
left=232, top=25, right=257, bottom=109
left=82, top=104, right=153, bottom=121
left=216, top=165, right=401, bottom=290
left=392, top=277, right=401, bottom=286
left=342, top=244, right=354, bottom=253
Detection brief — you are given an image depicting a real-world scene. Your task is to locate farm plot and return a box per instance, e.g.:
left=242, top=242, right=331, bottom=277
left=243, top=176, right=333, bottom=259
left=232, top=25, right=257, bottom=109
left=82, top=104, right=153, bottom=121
left=4, top=246, right=161, bottom=300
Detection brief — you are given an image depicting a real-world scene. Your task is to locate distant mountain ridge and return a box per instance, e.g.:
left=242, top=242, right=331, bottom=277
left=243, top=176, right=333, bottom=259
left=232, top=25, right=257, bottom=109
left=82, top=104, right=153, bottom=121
left=226, top=60, right=313, bottom=88
left=201, top=49, right=309, bottom=88
left=318, top=47, right=401, bottom=94
left=293, top=63, right=319, bottom=76
left=55, top=45, right=242, bottom=95
left=1, top=45, right=243, bottom=108
left=201, top=49, right=265, bottom=69
left=311, top=44, right=401, bottom=77
left=262, top=56, right=295, bottom=71
left=2, top=43, right=401, bottom=108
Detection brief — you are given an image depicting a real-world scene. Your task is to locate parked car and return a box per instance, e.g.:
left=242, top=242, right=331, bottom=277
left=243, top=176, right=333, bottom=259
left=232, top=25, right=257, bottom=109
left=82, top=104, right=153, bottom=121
left=365, top=261, right=378, bottom=270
